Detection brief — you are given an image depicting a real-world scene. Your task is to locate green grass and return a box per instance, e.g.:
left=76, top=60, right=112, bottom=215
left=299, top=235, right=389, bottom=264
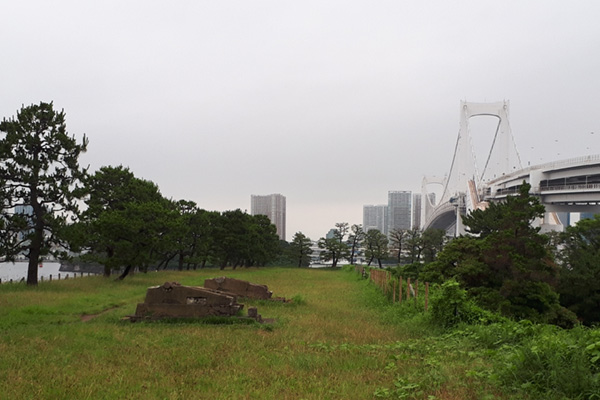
left=1, top=268, right=410, bottom=399
left=1, top=267, right=592, bottom=399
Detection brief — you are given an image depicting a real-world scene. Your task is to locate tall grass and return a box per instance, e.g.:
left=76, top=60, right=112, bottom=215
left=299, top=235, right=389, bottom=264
left=2, top=267, right=596, bottom=399
left=0, top=268, right=411, bottom=399
left=362, top=267, right=600, bottom=399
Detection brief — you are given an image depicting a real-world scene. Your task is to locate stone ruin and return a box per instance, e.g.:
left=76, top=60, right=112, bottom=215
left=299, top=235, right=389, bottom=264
left=130, top=278, right=275, bottom=322
left=132, top=282, right=244, bottom=321
left=204, top=276, right=273, bottom=300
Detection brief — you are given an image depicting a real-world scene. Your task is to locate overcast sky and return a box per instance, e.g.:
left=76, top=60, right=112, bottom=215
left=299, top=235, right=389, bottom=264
left=2, top=1, right=599, bottom=240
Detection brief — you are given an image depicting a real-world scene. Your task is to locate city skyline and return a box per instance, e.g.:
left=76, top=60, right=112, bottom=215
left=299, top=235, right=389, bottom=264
left=1, top=2, right=599, bottom=241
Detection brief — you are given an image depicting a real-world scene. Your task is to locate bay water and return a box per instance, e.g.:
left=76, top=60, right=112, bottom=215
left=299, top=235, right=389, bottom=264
left=0, top=261, right=63, bottom=282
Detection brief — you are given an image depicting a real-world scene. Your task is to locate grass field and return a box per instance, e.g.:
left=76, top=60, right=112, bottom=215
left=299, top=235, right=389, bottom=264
left=1, top=267, right=518, bottom=399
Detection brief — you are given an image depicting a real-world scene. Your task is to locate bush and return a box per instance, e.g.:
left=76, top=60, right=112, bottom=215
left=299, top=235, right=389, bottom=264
left=429, top=280, right=501, bottom=328
left=496, top=325, right=600, bottom=398
left=391, top=263, right=423, bottom=280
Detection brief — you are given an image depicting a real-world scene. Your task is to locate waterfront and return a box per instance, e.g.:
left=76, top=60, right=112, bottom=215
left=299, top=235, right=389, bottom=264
left=0, top=261, right=63, bottom=282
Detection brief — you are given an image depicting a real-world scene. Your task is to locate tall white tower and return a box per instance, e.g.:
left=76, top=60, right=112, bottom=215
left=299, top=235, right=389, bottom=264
left=250, top=194, right=286, bottom=241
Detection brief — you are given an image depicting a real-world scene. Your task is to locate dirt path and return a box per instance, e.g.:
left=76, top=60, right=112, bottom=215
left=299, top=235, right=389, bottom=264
left=80, top=306, right=119, bottom=322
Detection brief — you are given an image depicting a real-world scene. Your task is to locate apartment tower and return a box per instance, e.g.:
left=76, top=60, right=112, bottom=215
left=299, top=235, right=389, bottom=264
left=362, top=205, right=388, bottom=234
left=250, top=193, right=286, bottom=241
left=388, top=191, right=412, bottom=233
left=412, top=193, right=422, bottom=230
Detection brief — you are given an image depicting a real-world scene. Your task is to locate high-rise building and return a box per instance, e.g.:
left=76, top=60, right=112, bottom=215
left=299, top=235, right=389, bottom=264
left=250, top=194, right=286, bottom=241
left=14, top=205, right=34, bottom=242
left=412, top=193, right=421, bottom=229
left=363, top=205, right=387, bottom=233
left=325, top=228, right=337, bottom=239
left=388, top=191, right=411, bottom=233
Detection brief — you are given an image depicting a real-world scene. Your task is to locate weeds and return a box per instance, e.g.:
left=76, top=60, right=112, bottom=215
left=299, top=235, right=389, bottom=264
left=357, top=266, right=600, bottom=399
left=4, top=266, right=599, bottom=399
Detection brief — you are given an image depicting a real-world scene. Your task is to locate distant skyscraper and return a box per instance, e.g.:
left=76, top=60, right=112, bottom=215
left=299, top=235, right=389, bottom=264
left=325, top=228, right=337, bottom=239
left=14, top=205, right=34, bottom=242
left=363, top=205, right=387, bottom=233
left=250, top=194, right=286, bottom=241
left=388, top=191, right=411, bottom=233
left=412, top=193, right=422, bottom=229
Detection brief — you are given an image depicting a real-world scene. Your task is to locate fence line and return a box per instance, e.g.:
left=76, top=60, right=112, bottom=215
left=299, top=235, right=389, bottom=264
left=0, top=271, right=96, bottom=285
left=357, top=266, right=429, bottom=312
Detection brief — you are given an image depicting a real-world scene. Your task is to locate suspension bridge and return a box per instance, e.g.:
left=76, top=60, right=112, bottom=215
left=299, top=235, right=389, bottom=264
left=422, top=101, right=600, bottom=235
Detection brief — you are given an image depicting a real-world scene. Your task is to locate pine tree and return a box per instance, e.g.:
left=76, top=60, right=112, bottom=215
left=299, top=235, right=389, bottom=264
left=0, top=102, right=88, bottom=285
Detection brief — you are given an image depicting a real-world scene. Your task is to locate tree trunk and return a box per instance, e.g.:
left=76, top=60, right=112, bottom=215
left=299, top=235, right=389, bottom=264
left=178, top=252, right=184, bottom=271
left=116, top=265, right=133, bottom=280
left=27, top=225, right=45, bottom=285
left=27, top=252, right=39, bottom=286
left=350, top=242, right=357, bottom=265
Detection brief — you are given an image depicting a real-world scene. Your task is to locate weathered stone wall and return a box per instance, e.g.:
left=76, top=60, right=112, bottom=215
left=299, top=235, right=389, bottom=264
left=134, top=282, right=243, bottom=319
left=204, top=277, right=273, bottom=300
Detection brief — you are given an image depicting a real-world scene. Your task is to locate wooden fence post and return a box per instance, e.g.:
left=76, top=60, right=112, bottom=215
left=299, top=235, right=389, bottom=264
left=399, top=276, right=402, bottom=304
left=386, top=271, right=389, bottom=295
left=393, top=279, right=396, bottom=303
left=58, top=273, right=61, bottom=280
left=415, top=280, right=419, bottom=305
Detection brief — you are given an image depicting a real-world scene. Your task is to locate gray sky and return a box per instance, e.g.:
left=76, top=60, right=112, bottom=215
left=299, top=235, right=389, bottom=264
left=2, top=1, right=599, bottom=240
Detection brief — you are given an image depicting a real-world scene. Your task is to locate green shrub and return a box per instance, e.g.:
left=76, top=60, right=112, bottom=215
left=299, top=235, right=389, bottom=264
left=496, top=326, right=600, bottom=398
left=391, top=263, right=422, bottom=280
left=429, top=280, right=499, bottom=328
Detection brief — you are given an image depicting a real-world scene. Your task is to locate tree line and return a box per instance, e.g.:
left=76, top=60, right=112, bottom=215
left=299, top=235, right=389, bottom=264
left=290, top=183, right=600, bottom=326
left=415, top=183, right=600, bottom=326
left=0, top=102, right=280, bottom=285
left=284, top=221, right=447, bottom=269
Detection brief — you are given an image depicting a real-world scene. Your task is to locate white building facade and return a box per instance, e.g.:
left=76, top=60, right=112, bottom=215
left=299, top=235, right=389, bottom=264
left=250, top=193, right=286, bottom=241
